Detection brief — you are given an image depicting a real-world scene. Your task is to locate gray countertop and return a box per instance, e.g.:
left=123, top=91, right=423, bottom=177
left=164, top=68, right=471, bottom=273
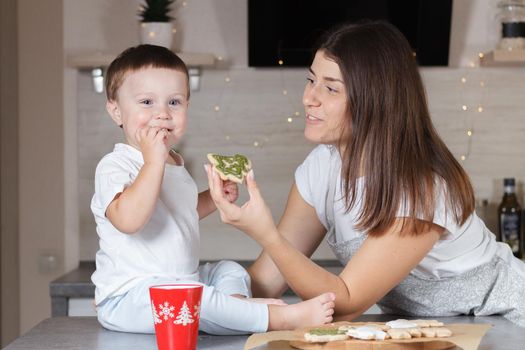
left=5, top=314, right=524, bottom=349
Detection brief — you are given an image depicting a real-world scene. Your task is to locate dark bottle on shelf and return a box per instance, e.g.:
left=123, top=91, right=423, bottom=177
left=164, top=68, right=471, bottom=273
left=497, top=178, right=523, bottom=258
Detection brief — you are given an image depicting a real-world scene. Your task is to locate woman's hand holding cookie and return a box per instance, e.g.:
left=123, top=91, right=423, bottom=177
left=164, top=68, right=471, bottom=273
left=205, top=164, right=278, bottom=246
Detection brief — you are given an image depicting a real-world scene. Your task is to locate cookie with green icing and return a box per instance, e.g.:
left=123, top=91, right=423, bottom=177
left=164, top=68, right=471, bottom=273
left=207, top=153, right=252, bottom=184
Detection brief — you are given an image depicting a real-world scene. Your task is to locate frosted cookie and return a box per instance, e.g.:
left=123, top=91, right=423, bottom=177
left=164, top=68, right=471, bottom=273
left=339, top=323, right=390, bottom=332
left=386, top=328, right=412, bottom=340
left=207, top=153, right=252, bottom=184
left=386, top=319, right=419, bottom=329
left=346, top=326, right=389, bottom=340
left=304, top=328, right=349, bottom=342
left=421, top=327, right=452, bottom=338
left=412, top=319, right=445, bottom=328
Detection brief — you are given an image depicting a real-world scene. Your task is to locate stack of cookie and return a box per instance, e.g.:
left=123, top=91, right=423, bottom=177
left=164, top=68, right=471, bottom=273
left=304, top=319, right=452, bottom=342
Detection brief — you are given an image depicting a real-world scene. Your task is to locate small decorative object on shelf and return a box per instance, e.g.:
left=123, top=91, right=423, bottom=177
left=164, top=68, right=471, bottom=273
left=138, top=0, right=176, bottom=49
left=497, top=0, right=525, bottom=51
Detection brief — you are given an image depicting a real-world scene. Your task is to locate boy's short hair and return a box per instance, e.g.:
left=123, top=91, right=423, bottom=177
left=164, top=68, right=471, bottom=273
left=105, top=44, right=190, bottom=101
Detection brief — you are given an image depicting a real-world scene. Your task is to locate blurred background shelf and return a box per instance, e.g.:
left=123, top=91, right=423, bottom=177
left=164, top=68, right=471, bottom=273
left=480, top=50, right=525, bottom=67
left=67, top=51, right=216, bottom=69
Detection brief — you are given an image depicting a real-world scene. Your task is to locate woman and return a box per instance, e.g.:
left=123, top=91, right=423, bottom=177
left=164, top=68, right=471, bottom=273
left=205, top=21, right=525, bottom=327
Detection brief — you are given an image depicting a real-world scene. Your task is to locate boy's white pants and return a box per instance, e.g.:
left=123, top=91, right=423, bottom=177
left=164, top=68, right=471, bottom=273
left=97, top=261, right=269, bottom=335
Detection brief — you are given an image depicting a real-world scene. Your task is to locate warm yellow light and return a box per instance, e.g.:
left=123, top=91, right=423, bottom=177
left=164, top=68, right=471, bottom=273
left=460, top=155, right=466, bottom=161
left=282, top=90, right=288, bottom=95
left=217, top=56, right=223, bottom=61
left=469, top=61, right=476, bottom=68
left=287, top=117, right=293, bottom=123
left=182, top=1, right=187, bottom=6
left=480, top=81, right=485, bottom=87
left=278, top=60, right=284, bottom=65
left=172, top=28, right=177, bottom=34
left=294, top=111, right=300, bottom=116
left=462, top=105, right=468, bottom=111
left=461, top=77, right=467, bottom=83
left=225, top=77, right=231, bottom=83
left=214, top=106, right=220, bottom=112
left=478, top=52, right=484, bottom=58
left=467, top=130, right=472, bottom=136
left=254, top=141, right=259, bottom=147
left=478, top=106, right=483, bottom=113
left=148, top=31, right=155, bottom=38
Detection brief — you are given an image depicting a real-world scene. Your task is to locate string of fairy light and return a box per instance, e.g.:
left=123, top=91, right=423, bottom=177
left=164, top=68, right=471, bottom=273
left=456, top=52, right=487, bottom=162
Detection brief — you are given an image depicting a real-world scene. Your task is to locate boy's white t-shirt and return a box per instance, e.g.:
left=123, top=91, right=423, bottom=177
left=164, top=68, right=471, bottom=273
left=294, top=145, right=513, bottom=279
left=91, top=143, right=200, bottom=304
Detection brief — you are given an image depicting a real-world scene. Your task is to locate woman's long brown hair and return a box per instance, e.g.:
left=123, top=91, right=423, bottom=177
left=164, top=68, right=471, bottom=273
left=317, top=21, right=474, bottom=236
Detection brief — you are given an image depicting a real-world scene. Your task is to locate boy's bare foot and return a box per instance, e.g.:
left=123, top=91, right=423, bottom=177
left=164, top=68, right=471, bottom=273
left=267, top=292, right=336, bottom=331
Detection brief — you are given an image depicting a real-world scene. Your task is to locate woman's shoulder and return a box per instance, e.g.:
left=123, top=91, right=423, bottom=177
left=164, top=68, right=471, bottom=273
left=303, top=144, right=335, bottom=165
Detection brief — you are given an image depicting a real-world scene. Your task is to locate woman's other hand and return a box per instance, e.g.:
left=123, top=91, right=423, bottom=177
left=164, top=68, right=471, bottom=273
left=205, top=164, right=278, bottom=245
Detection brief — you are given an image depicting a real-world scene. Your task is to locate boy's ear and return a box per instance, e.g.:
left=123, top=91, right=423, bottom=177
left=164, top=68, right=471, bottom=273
left=106, top=100, right=122, bottom=127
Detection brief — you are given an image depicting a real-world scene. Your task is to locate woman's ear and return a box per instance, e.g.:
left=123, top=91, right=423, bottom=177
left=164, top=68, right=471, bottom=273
left=106, top=100, right=122, bottom=127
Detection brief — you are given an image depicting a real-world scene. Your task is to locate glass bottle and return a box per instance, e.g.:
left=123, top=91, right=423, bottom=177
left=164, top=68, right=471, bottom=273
left=497, top=0, right=525, bottom=51
left=498, top=178, right=523, bottom=258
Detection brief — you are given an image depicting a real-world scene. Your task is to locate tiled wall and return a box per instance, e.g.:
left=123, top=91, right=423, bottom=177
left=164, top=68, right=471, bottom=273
left=78, top=67, right=525, bottom=261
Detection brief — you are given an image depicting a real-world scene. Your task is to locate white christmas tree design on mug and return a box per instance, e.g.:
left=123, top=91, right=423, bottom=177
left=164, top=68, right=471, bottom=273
left=152, top=300, right=201, bottom=326
left=174, top=301, right=195, bottom=326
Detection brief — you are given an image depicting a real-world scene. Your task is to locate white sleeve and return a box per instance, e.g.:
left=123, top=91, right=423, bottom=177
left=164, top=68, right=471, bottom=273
left=396, top=178, right=460, bottom=236
left=294, top=145, right=331, bottom=228
left=92, top=156, right=134, bottom=217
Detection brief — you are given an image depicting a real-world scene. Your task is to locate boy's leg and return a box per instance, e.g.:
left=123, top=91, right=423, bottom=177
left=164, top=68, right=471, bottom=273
left=198, top=283, right=268, bottom=335
left=198, top=260, right=269, bottom=334
left=199, top=260, right=251, bottom=297
left=96, top=272, right=268, bottom=335
left=96, top=276, right=175, bottom=333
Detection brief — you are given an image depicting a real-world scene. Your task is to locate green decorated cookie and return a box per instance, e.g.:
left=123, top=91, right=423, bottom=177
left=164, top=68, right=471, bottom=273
left=207, top=153, right=252, bottom=184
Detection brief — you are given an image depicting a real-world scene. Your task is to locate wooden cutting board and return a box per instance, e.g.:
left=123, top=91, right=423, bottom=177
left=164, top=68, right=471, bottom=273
left=288, top=322, right=460, bottom=350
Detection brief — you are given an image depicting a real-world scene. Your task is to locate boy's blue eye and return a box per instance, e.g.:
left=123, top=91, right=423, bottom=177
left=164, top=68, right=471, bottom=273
left=140, top=99, right=152, bottom=105
left=169, top=99, right=181, bottom=106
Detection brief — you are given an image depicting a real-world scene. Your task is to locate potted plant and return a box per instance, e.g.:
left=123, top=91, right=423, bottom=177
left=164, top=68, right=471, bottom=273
left=138, top=0, right=175, bottom=49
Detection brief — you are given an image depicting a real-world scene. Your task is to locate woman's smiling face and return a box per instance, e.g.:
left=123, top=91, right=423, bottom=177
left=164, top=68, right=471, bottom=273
left=302, top=50, right=349, bottom=145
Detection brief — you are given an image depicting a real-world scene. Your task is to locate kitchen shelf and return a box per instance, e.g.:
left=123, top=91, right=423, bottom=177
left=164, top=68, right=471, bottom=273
left=67, top=51, right=216, bottom=69
left=480, top=49, right=525, bottom=67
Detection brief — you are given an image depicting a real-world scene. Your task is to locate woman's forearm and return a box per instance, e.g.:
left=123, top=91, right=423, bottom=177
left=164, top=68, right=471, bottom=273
left=262, top=231, right=356, bottom=315
left=248, top=252, right=289, bottom=298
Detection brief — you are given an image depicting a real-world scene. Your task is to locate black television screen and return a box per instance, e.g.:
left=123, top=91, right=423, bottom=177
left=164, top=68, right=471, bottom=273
left=248, top=0, right=453, bottom=67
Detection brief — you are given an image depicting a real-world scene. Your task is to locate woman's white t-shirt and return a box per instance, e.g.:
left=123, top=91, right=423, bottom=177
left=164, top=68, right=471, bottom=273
left=91, top=143, right=200, bottom=304
left=295, top=145, right=517, bottom=279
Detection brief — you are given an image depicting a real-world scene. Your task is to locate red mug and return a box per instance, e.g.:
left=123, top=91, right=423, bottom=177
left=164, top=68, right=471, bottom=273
left=149, top=283, right=204, bottom=350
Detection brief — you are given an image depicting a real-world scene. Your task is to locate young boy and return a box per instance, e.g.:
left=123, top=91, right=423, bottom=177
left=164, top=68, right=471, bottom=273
left=91, top=44, right=335, bottom=335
